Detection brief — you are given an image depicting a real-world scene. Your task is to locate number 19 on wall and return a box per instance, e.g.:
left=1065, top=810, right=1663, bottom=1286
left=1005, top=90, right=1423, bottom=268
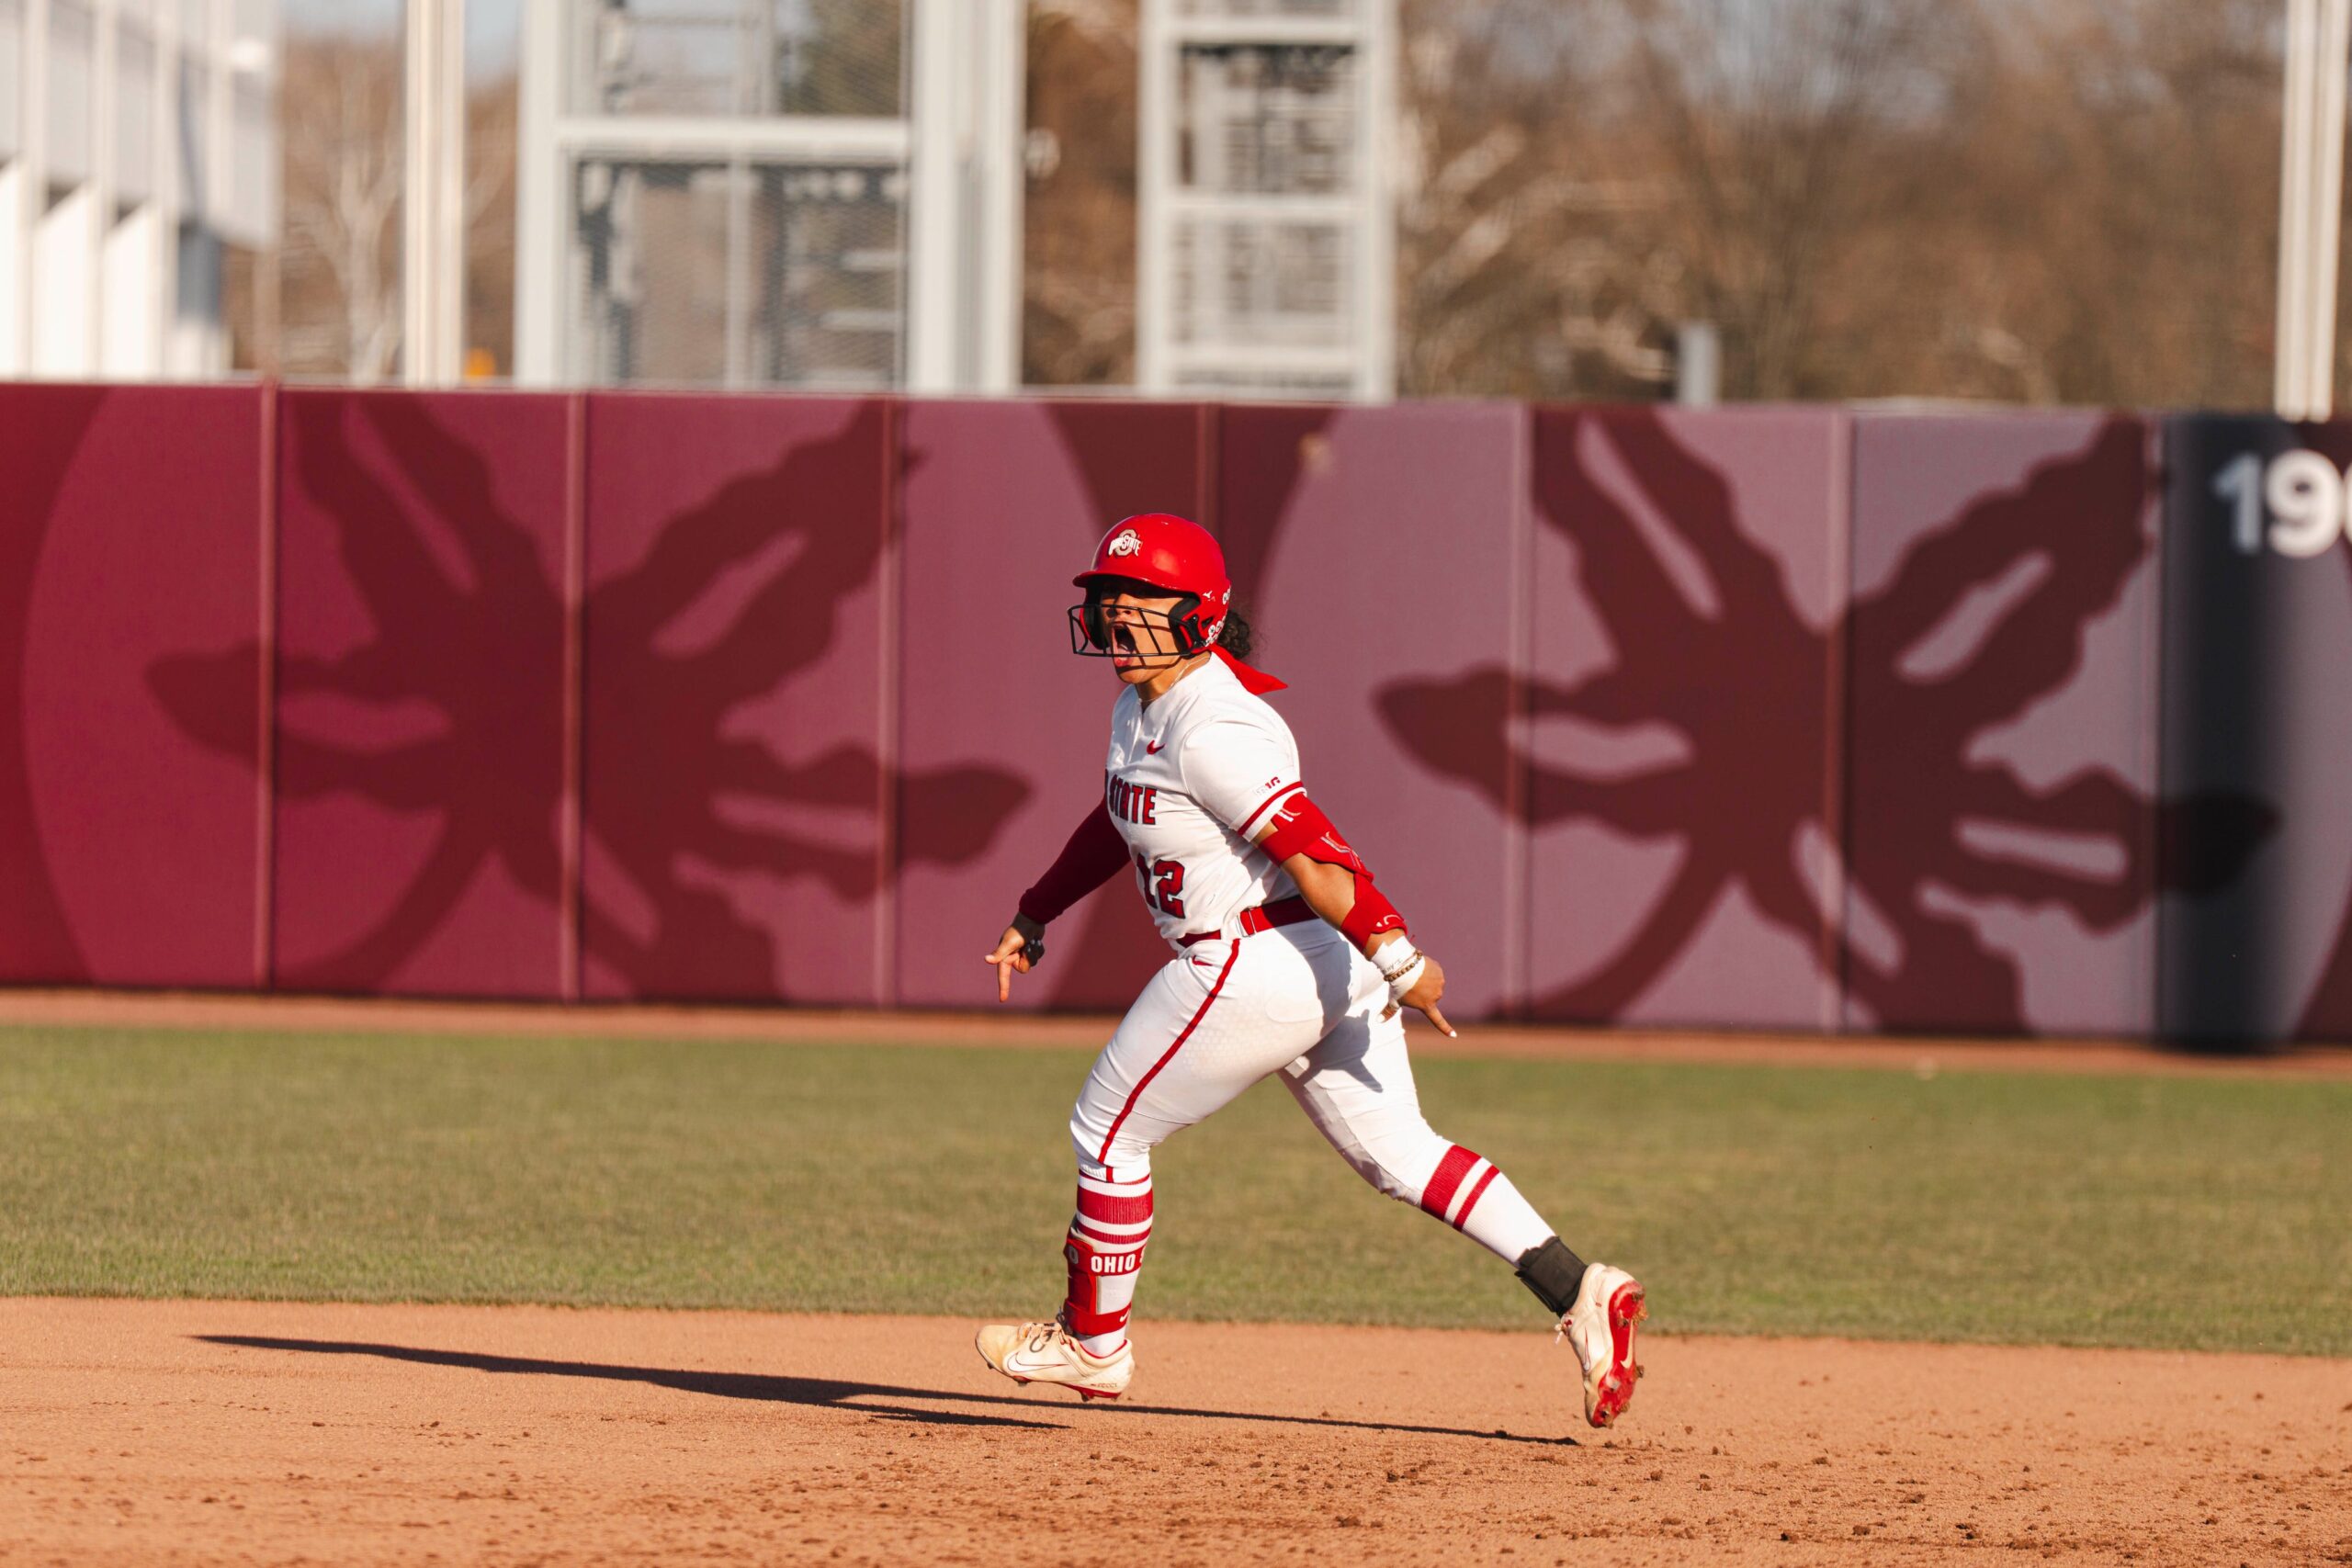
left=2213, top=451, right=2352, bottom=558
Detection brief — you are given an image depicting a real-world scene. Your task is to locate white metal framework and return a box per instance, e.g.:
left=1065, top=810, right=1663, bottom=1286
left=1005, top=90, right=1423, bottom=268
left=2276, top=0, right=2352, bottom=422
left=904, top=0, right=1022, bottom=394
left=405, top=0, right=467, bottom=386
left=513, top=0, right=1022, bottom=392
left=0, top=0, right=277, bottom=379
left=1136, top=0, right=1394, bottom=400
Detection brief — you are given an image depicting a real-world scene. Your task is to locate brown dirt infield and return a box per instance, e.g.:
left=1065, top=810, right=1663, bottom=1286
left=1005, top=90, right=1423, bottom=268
left=6, top=1298, right=2348, bottom=1567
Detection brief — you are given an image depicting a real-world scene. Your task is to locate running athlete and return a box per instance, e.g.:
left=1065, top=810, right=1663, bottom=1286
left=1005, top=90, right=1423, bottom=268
left=975, top=513, right=1645, bottom=1428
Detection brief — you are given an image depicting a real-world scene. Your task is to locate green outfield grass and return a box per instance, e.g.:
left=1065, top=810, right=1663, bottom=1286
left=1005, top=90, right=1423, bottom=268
left=2, top=1024, right=2346, bottom=1354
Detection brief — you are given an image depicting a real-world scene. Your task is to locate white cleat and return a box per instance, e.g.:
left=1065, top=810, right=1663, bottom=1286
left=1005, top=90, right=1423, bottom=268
left=975, top=1317, right=1135, bottom=1403
left=1558, top=1263, right=1645, bottom=1428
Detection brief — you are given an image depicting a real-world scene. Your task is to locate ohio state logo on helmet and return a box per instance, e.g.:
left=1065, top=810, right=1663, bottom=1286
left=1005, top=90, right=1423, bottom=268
left=1069, top=513, right=1232, bottom=660
left=1075, top=513, right=1227, bottom=598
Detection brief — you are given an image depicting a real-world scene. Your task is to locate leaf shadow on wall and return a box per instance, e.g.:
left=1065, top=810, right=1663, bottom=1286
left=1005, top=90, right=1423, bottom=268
left=1378, top=413, right=2275, bottom=1032
left=150, top=398, right=1025, bottom=999
left=582, top=405, right=1025, bottom=997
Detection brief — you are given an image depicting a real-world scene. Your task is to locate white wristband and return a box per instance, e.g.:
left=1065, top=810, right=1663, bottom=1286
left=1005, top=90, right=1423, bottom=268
left=1373, top=941, right=1421, bottom=982
left=1385, top=954, right=1428, bottom=1008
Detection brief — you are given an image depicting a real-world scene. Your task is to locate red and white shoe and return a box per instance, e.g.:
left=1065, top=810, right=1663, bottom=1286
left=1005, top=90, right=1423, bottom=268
left=1559, top=1264, right=1645, bottom=1428
left=975, top=1317, right=1134, bottom=1403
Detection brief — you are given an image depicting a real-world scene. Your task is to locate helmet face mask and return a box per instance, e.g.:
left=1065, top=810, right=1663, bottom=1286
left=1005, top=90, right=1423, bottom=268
left=1070, top=579, right=1204, bottom=665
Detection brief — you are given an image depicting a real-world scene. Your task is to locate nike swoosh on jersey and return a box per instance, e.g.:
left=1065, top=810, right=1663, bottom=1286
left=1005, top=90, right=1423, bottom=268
left=1146, top=739, right=1165, bottom=754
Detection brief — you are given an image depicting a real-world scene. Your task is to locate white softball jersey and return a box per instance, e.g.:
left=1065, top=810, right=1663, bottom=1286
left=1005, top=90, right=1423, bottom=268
left=1100, top=654, right=1305, bottom=947
left=1057, top=653, right=1562, bottom=1332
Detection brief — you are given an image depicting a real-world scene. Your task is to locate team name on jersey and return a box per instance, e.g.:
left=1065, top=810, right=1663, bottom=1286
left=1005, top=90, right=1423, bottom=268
left=1105, top=772, right=1158, bottom=825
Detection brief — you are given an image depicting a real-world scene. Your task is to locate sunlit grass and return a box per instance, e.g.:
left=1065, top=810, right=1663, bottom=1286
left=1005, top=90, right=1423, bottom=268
left=3, top=1026, right=2345, bottom=1354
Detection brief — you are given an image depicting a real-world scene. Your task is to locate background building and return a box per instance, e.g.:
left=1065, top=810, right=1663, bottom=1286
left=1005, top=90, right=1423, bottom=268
left=0, top=0, right=2329, bottom=413
left=1136, top=0, right=1395, bottom=400
left=0, top=0, right=278, bottom=378
left=512, top=0, right=1027, bottom=393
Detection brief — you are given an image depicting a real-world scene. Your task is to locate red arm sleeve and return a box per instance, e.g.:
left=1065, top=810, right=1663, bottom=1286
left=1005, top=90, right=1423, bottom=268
left=1261, top=792, right=1408, bottom=953
left=1017, top=805, right=1131, bottom=925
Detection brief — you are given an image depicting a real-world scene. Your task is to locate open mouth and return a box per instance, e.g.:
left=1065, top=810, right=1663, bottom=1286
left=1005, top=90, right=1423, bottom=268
left=1111, top=625, right=1142, bottom=668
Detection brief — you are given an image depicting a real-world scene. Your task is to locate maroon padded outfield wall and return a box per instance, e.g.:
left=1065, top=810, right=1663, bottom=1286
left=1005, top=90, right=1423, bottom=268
left=1514, top=408, right=1849, bottom=1030
left=1219, top=402, right=1524, bottom=1021
left=1845, top=415, right=2164, bottom=1038
left=581, top=393, right=897, bottom=1007
left=0, top=383, right=266, bottom=988
left=271, top=389, right=573, bottom=999
left=15, top=378, right=2352, bottom=1039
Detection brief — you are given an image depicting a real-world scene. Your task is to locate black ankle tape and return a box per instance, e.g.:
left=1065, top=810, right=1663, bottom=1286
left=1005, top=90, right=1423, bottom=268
left=1514, top=1236, right=1589, bottom=1316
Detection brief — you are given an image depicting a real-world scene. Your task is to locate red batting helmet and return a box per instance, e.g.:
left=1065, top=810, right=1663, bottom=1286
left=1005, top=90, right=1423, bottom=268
left=1069, top=513, right=1233, bottom=658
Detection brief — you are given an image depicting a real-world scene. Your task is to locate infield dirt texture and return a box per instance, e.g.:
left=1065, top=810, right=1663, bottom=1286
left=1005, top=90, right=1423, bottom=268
left=4, top=991, right=2349, bottom=1565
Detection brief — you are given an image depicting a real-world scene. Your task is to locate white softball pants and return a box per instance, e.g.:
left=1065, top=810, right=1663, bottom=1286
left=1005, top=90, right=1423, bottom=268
left=1055, top=921, right=1556, bottom=1346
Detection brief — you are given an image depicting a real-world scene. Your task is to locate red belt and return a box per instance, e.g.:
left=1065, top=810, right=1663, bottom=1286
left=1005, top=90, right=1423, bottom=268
left=1179, top=896, right=1316, bottom=947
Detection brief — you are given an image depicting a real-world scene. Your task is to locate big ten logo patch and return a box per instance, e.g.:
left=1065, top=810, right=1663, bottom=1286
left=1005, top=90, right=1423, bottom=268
left=2214, top=450, right=2352, bottom=557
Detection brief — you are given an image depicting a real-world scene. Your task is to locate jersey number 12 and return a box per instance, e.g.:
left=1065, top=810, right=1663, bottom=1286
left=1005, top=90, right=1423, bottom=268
left=1136, top=853, right=1185, bottom=918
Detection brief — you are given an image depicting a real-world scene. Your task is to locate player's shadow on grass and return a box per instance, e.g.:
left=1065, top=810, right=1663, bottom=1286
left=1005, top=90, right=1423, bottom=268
left=197, top=1336, right=1575, bottom=1445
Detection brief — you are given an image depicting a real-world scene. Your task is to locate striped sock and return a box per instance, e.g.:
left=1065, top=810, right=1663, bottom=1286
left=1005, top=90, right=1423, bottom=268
left=1419, top=1144, right=1553, bottom=1264
left=1062, top=1164, right=1153, bottom=1356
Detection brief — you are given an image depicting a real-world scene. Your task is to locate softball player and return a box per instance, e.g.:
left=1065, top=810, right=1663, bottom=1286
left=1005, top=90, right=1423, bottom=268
left=974, top=514, right=1645, bottom=1428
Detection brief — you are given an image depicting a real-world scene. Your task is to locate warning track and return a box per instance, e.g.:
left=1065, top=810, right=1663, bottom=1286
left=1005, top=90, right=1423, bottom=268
left=7, top=986, right=2352, bottom=1078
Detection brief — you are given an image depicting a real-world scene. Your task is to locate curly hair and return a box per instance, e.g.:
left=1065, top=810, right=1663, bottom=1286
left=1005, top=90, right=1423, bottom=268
left=1217, top=601, right=1256, bottom=660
